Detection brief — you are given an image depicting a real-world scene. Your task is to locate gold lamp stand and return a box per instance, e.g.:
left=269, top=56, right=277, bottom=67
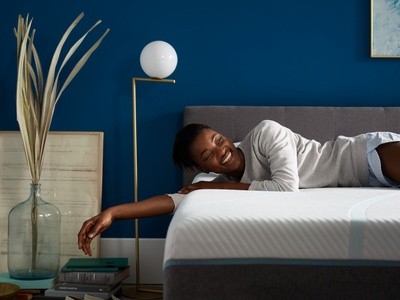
left=122, top=77, right=175, bottom=300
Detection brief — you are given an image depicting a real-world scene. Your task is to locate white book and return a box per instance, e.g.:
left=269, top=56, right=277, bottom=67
left=44, top=282, right=122, bottom=299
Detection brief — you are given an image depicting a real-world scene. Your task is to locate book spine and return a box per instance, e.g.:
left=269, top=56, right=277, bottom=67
left=57, top=272, right=114, bottom=285
left=54, top=284, right=112, bottom=293
left=44, top=284, right=122, bottom=299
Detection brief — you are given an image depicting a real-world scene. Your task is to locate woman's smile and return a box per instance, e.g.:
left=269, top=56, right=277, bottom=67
left=221, top=150, right=232, bottom=164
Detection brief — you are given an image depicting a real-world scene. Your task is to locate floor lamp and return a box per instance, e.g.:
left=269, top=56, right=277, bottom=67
left=123, top=41, right=177, bottom=300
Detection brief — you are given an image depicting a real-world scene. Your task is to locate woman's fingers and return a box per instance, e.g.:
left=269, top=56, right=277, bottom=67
left=78, top=217, right=98, bottom=256
left=78, top=212, right=113, bottom=256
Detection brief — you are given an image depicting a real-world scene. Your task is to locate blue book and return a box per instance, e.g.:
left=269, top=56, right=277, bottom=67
left=61, top=257, right=128, bottom=272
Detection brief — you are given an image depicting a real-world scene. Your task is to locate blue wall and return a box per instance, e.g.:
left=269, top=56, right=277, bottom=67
left=0, top=1, right=399, bottom=238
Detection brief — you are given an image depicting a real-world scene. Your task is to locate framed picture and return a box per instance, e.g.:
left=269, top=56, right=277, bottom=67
left=371, top=0, right=400, bottom=57
left=0, top=131, right=104, bottom=273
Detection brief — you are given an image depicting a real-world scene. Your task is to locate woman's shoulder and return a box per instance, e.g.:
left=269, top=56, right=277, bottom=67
left=257, top=119, right=281, bottom=127
left=253, top=119, right=288, bottom=135
left=239, top=120, right=293, bottom=148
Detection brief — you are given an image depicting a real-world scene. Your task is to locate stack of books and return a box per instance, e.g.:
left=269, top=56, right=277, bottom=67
left=45, top=257, right=130, bottom=299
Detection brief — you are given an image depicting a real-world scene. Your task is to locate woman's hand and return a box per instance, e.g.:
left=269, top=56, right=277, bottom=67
left=179, top=181, right=250, bottom=194
left=77, top=195, right=175, bottom=256
left=78, top=210, right=113, bottom=256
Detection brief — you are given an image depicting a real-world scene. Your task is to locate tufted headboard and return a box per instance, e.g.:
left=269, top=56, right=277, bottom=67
left=182, top=106, right=400, bottom=185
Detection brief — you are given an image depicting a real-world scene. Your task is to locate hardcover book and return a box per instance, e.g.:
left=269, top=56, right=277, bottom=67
left=54, top=282, right=117, bottom=293
left=44, top=283, right=122, bottom=299
left=61, top=257, right=128, bottom=272
left=57, top=266, right=130, bottom=285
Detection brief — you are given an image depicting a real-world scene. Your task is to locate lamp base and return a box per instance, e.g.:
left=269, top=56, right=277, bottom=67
left=122, top=285, right=163, bottom=300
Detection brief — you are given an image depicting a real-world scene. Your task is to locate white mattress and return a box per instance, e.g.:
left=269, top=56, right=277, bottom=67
left=164, top=188, right=400, bottom=266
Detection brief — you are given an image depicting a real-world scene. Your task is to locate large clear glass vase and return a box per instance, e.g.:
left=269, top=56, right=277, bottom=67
left=8, top=183, right=61, bottom=279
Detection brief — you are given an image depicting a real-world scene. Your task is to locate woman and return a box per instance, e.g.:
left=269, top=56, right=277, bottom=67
left=78, top=120, right=400, bottom=256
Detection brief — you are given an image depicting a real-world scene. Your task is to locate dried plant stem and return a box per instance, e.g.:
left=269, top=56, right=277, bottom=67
left=30, top=191, right=38, bottom=270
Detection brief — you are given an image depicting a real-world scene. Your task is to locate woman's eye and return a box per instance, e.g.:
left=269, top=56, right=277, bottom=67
left=203, top=151, right=212, bottom=161
left=217, top=136, right=223, bottom=145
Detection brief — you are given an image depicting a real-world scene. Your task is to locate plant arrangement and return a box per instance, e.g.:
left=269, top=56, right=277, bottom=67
left=11, top=12, right=109, bottom=276
left=15, top=12, right=109, bottom=184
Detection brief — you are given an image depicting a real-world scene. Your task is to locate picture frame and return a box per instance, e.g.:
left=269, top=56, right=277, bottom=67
left=0, top=131, right=104, bottom=273
left=371, top=0, right=400, bottom=58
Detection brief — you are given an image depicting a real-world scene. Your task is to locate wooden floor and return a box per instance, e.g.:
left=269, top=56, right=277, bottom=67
left=121, top=285, right=163, bottom=300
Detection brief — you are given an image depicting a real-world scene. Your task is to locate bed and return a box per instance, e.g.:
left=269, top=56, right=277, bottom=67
left=163, top=106, right=400, bottom=300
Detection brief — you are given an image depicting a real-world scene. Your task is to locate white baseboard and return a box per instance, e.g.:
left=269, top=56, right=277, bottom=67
left=100, top=238, right=165, bottom=284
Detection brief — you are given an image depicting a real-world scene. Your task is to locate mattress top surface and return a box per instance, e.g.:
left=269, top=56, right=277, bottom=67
left=164, top=188, right=400, bottom=265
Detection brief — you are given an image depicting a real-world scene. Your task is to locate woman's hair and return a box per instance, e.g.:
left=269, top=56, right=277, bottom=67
left=173, top=123, right=210, bottom=171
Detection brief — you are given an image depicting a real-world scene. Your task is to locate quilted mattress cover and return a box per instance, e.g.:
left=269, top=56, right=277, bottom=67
left=164, top=188, right=400, bottom=267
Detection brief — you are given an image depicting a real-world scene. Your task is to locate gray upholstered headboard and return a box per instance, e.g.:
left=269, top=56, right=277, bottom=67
left=182, top=106, right=400, bottom=185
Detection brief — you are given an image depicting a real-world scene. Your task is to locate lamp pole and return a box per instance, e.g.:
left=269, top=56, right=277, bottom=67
left=125, top=77, right=175, bottom=299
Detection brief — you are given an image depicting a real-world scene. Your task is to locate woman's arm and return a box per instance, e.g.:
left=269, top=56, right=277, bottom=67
left=245, top=120, right=300, bottom=191
left=78, top=194, right=174, bottom=256
left=179, top=181, right=250, bottom=194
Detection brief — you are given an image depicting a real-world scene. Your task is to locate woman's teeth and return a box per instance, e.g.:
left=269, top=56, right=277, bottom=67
left=222, top=151, right=232, bottom=164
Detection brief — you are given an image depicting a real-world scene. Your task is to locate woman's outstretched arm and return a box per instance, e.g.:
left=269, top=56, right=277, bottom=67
left=179, top=181, right=250, bottom=194
left=78, top=194, right=174, bottom=256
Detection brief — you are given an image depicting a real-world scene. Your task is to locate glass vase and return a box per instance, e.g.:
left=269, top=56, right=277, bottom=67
left=8, top=183, right=61, bottom=279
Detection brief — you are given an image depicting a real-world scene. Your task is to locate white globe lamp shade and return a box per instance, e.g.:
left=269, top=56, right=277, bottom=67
left=140, top=41, right=178, bottom=79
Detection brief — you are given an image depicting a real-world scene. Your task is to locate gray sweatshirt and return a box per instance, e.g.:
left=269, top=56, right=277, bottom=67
left=239, top=120, right=369, bottom=191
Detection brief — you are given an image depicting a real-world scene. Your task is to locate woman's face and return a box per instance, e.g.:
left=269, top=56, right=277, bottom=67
left=190, top=128, right=245, bottom=177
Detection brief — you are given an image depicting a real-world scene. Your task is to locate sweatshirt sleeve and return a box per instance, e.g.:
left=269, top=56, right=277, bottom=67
left=167, top=193, right=186, bottom=213
left=167, top=173, right=232, bottom=213
left=247, top=120, right=299, bottom=191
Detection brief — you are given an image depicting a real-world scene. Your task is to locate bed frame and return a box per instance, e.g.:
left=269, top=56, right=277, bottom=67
left=164, top=106, right=400, bottom=300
